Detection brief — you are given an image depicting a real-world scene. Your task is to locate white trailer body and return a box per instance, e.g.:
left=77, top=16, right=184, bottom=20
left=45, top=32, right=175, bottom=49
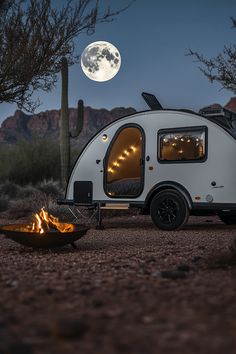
left=62, top=94, right=236, bottom=230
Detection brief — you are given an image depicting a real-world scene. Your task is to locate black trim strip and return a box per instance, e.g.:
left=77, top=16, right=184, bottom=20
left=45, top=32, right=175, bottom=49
left=92, top=200, right=144, bottom=205
left=192, top=202, right=236, bottom=211
left=57, top=199, right=236, bottom=214
left=57, top=199, right=96, bottom=208
left=57, top=199, right=75, bottom=206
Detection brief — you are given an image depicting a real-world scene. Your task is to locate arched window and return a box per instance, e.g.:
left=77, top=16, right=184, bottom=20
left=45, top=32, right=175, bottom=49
left=105, top=126, right=144, bottom=197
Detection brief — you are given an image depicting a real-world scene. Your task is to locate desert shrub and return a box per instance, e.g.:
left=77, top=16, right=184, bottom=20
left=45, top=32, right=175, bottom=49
left=0, top=194, right=9, bottom=212
left=46, top=202, right=70, bottom=220
left=0, top=182, right=21, bottom=198
left=7, top=190, right=55, bottom=218
left=36, top=179, right=63, bottom=198
left=1, top=138, right=60, bottom=185
left=0, top=145, right=14, bottom=182
left=16, top=185, right=39, bottom=198
left=8, top=198, right=36, bottom=218
left=0, top=138, right=83, bottom=185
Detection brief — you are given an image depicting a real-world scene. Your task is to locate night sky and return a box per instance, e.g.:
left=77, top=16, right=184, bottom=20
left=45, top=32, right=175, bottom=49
left=1, top=0, right=236, bottom=125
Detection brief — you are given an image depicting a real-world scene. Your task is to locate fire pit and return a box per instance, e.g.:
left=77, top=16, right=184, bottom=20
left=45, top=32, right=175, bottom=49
left=0, top=208, right=88, bottom=249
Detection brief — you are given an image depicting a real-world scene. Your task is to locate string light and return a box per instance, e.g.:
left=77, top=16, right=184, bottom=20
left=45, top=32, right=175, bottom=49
left=107, top=145, right=138, bottom=174
left=162, top=134, right=202, bottom=159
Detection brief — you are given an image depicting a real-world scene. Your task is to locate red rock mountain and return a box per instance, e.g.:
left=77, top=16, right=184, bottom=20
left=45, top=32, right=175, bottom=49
left=224, top=97, right=236, bottom=112
left=0, top=106, right=136, bottom=146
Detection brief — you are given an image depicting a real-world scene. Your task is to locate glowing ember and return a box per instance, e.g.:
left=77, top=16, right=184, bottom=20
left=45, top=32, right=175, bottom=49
left=23, top=208, right=75, bottom=234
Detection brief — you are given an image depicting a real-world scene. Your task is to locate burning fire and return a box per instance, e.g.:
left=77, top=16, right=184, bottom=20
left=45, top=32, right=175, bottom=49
left=26, top=208, right=75, bottom=234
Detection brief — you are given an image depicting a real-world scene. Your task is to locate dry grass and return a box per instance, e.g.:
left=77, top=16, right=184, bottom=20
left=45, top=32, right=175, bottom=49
left=0, top=194, right=9, bottom=212
left=0, top=181, right=64, bottom=220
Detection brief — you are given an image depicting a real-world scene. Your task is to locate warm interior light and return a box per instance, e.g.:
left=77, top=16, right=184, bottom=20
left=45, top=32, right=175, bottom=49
left=130, top=145, right=136, bottom=152
left=107, top=145, right=138, bottom=174
left=160, top=132, right=204, bottom=161
left=102, top=134, right=108, bottom=142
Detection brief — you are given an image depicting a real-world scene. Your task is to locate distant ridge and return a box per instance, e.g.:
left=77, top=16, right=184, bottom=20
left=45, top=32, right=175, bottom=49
left=0, top=106, right=136, bottom=146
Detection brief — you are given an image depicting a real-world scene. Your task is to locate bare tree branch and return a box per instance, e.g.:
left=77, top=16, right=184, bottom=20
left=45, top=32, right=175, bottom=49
left=0, top=0, right=134, bottom=112
left=187, top=17, right=236, bottom=93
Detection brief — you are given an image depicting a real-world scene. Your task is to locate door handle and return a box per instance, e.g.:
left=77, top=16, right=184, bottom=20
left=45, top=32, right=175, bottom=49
left=139, top=158, right=144, bottom=166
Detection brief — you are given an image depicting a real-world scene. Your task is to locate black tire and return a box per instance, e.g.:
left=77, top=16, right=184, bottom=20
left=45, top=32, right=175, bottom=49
left=218, top=213, right=236, bottom=225
left=150, top=189, right=189, bottom=231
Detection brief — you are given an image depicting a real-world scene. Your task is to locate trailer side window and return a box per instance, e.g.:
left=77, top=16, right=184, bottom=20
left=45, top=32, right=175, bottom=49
left=158, top=127, right=207, bottom=162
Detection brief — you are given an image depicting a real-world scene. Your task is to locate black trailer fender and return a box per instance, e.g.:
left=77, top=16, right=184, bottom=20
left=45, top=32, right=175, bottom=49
left=144, top=181, right=193, bottom=211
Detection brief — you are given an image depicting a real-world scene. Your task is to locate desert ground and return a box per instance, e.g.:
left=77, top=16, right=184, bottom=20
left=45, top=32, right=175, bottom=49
left=0, top=213, right=236, bottom=354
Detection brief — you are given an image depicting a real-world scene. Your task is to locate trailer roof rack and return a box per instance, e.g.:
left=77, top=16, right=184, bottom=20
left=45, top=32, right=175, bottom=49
left=142, top=92, right=163, bottom=110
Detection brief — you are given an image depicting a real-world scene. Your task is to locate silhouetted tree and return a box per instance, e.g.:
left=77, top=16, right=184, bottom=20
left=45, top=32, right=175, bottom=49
left=188, top=17, right=236, bottom=93
left=0, top=0, right=133, bottom=111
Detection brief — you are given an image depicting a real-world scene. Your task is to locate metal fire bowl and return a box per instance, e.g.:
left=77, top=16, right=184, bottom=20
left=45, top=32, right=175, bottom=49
left=0, top=224, right=89, bottom=249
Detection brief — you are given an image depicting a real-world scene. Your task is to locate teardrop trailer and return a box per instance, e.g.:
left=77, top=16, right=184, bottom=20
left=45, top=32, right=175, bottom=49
left=58, top=92, right=236, bottom=230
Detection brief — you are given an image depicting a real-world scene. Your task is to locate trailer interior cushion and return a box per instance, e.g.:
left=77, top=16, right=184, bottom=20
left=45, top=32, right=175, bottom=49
left=107, top=177, right=141, bottom=196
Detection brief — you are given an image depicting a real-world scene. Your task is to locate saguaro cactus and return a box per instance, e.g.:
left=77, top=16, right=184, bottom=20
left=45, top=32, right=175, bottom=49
left=60, top=57, right=70, bottom=186
left=59, top=57, right=84, bottom=186
left=70, top=99, right=84, bottom=138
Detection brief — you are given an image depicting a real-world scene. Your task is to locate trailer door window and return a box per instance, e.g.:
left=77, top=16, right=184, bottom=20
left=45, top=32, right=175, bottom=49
left=158, top=127, right=207, bottom=162
left=105, top=126, right=144, bottom=197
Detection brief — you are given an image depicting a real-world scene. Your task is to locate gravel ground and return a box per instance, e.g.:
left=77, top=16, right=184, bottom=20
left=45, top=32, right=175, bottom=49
left=0, top=214, right=236, bottom=354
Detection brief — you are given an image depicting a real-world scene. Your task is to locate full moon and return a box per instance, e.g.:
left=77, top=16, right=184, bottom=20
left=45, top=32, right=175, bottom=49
left=80, top=41, right=121, bottom=82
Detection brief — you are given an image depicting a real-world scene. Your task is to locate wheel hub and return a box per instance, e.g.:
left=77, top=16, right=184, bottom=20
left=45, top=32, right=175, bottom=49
left=157, top=198, right=178, bottom=224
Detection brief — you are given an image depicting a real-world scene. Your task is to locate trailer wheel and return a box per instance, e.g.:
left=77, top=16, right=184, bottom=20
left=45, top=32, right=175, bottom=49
left=218, top=213, right=236, bottom=225
left=150, top=189, right=189, bottom=230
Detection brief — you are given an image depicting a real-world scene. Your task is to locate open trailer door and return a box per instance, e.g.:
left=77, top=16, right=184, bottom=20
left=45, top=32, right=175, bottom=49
left=104, top=124, right=145, bottom=198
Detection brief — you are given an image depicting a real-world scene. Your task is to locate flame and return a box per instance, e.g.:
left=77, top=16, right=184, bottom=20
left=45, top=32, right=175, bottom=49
left=28, top=208, right=75, bottom=234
